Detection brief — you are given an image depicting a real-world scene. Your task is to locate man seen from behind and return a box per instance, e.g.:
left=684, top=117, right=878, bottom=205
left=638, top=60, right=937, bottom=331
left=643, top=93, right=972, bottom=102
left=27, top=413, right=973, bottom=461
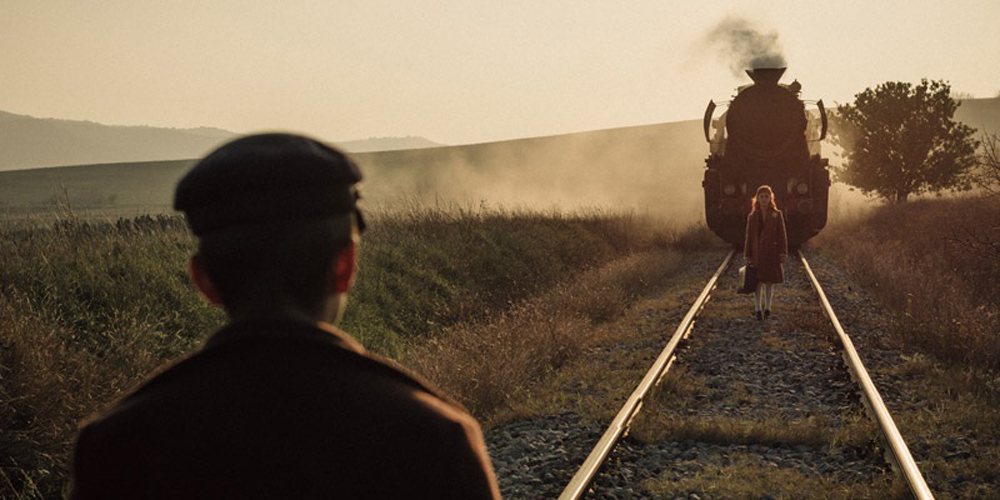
left=70, top=133, right=502, bottom=499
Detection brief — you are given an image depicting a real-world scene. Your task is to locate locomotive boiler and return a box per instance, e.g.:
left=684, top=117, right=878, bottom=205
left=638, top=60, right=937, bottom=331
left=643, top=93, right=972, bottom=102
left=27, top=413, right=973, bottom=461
left=702, top=67, right=830, bottom=250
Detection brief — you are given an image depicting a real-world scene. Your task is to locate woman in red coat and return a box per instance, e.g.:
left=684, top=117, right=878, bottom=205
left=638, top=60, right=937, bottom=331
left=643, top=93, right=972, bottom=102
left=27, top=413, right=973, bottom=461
left=744, top=185, right=788, bottom=320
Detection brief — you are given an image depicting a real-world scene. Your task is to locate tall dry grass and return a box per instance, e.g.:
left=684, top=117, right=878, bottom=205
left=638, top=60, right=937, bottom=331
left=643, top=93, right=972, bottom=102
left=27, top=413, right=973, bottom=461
left=813, top=195, right=1000, bottom=373
left=402, top=250, right=689, bottom=423
left=1, top=215, right=218, bottom=498
left=0, top=207, right=690, bottom=498
left=345, top=204, right=674, bottom=353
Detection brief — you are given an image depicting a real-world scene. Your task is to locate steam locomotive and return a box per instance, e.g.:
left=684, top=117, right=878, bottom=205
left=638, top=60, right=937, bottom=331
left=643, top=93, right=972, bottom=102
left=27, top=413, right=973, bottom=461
left=702, top=67, right=831, bottom=250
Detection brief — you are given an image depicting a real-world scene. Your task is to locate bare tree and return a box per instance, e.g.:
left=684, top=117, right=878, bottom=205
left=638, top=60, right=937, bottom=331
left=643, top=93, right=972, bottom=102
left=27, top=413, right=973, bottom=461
left=947, top=223, right=1000, bottom=264
left=975, top=132, right=1000, bottom=196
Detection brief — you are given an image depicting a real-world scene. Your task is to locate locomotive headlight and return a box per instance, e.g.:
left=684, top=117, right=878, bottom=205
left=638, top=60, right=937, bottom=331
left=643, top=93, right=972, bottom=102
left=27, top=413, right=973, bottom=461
left=723, top=184, right=737, bottom=196
left=796, top=182, right=809, bottom=195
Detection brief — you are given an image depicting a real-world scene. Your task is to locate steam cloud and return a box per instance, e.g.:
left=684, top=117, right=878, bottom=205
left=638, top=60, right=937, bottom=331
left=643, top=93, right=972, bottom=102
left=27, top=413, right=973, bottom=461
left=704, top=17, right=786, bottom=77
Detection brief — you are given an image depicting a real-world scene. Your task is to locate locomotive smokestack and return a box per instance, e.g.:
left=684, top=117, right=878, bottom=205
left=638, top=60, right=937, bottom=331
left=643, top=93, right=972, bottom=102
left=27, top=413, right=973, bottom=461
left=746, top=67, right=786, bottom=85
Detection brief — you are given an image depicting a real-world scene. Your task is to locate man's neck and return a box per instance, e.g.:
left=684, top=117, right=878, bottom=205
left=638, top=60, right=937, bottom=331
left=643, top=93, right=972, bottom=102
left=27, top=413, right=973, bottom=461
left=224, top=293, right=345, bottom=327
left=228, top=309, right=322, bottom=325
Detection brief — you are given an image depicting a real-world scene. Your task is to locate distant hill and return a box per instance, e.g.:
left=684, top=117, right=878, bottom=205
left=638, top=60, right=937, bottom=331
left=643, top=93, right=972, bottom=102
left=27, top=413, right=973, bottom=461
left=0, top=111, right=234, bottom=171
left=0, top=119, right=708, bottom=219
left=1, top=97, right=996, bottom=219
left=956, top=97, right=1000, bottom=134
left=333, top=136, right=444, bottom=153
left=0, top=111, right=443, bottom=171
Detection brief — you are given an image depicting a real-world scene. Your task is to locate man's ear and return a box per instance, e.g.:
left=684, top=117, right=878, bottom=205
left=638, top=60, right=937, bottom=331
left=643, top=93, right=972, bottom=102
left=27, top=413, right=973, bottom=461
left=188, top=255, right=224, bottom=306
left=329, top=242, right=358, bottom=294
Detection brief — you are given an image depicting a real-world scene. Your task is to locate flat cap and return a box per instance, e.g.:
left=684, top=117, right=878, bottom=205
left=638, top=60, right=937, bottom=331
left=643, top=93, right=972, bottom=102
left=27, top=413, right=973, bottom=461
left=174, top=133, right=363, bottom=236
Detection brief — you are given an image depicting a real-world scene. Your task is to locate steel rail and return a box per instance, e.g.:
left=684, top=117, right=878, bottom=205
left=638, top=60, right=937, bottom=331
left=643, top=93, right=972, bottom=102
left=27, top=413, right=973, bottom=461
left=558, top=250, right=735, bottom=500
left=798, top=250, right=934, bottom=500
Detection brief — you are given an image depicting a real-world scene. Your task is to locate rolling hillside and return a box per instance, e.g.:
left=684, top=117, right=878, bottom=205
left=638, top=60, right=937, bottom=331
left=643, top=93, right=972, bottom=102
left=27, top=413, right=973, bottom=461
left=0, top=110, right=442, bottom=171
left=1, top=97, right=996, bottom=220
left=0, top=111, right=231, bottom=172
left=0, top=119, right=708, bottom=219
left=0, top=159, right=195, bottom=214
left=954, top=97, right=1000, bottom=134
left=359, top=120, right=707, bottom=214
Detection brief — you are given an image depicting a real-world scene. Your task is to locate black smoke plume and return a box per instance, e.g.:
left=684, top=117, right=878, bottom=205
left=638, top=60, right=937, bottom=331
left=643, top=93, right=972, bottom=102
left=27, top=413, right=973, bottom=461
left=704, top=17, right=786, bottom=77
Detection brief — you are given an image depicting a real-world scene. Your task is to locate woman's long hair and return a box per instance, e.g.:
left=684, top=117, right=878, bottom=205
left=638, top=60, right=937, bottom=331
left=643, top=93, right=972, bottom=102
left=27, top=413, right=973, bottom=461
left=751, top=185, right=778, bottom=213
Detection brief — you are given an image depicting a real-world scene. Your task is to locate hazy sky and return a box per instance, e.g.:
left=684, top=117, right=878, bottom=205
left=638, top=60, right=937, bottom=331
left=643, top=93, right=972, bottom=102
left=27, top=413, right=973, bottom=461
left=3, top=0, right=998, bottom=145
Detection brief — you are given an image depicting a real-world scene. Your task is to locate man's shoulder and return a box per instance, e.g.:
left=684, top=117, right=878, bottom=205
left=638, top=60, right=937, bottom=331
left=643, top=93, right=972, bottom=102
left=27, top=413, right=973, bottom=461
left=72, top=320, right=500, bottom=500
left=87, top=320, right=466, bottom=429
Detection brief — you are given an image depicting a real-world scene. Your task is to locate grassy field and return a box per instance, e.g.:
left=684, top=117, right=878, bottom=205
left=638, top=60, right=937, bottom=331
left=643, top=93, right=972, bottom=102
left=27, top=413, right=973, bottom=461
left=0, top=206, right=692, bottom=499
left=0, top=160, right=193, bottom=214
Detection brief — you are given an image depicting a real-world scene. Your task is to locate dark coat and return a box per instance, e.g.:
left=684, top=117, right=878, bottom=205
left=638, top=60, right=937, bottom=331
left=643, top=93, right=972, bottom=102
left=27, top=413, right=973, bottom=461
left=744, top=208, right=788, bottom=284
left=71, top=319, right=501, bottom=500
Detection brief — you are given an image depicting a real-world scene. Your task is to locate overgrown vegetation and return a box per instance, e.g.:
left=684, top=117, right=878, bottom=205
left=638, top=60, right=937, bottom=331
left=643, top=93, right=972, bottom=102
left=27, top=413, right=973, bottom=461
left=814, top=195, right=1000, bottom=372
left=403, top=250, right=688, bottom=424
left=0, top=207, right=686, bottom=498
left=346, top=205, right=678, bottom=353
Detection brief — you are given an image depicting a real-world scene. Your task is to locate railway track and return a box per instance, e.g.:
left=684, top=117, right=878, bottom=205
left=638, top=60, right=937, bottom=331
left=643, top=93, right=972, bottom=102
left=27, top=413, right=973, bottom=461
left=558, top=250, right=933, bottom=500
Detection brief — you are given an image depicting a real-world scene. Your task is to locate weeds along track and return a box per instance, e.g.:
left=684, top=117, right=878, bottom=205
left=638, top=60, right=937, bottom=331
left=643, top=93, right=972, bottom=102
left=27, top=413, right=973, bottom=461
left=553, top=251, right=933, bottom=500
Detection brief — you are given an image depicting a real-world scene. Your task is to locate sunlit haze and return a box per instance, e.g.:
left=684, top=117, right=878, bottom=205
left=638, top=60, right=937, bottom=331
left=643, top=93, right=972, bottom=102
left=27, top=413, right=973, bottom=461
left=3, top=0, right=998, bottom=145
